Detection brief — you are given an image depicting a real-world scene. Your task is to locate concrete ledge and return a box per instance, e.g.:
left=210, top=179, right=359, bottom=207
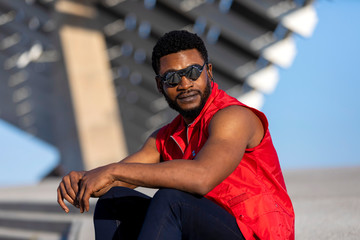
left=1, top=167, right=359, bottom=239
left=284, top=167, right=360, bottom=239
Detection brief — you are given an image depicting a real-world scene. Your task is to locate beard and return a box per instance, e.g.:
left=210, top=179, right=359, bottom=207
left=163, top=80, right=212, bottom=120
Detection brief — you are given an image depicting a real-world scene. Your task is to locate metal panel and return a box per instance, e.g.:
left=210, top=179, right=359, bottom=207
left=0, top=0, right=317, bottom=162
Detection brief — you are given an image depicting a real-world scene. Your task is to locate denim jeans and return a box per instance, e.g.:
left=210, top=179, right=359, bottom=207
left=93, top=187, right=245, bottom=240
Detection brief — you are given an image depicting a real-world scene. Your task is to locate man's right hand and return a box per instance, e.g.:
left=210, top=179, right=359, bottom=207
left=57, top=170, right=85, bottom=213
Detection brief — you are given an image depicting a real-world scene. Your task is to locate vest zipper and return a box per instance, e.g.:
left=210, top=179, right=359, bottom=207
left=170, top=135, right=184, bottom=155
left=186, top=126, right=189, bottom=145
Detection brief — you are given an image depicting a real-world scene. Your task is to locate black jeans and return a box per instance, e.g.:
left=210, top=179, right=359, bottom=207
left=93, top=187, right=244, bottom=240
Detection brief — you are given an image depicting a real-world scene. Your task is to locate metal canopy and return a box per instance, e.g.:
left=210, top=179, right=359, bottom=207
left=95, top=0, right=316, bottom=152
left=0, top=0, right=317, bottom=165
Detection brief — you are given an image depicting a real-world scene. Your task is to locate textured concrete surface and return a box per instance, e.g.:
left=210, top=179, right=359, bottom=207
left=0, top=167, right=359, bottom=239
left=284, top=167, right=360, bottom=239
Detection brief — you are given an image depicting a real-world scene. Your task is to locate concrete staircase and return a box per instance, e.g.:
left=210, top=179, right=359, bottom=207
left=0, top=179, right=95, bottom=240
left=1, top=167, right=359, bottom=239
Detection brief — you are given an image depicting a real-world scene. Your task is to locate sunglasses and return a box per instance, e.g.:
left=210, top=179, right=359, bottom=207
left=157, top=62, right=207, bottom=87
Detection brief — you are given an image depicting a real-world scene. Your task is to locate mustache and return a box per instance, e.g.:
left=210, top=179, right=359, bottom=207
left=176, top=90, right=201, bottom=99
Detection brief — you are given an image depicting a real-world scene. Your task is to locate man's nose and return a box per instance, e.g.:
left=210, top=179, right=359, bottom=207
left=177, top=76, right=193, bottom=90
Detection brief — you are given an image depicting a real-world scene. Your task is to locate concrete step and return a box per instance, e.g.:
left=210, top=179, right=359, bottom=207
left=284, top=166, right=360, bottom=240
left=1, top=168, right=360, bottom=239
left=0, top=201, right=94, bottom=240
left=0, top=178, right=157, bottom=240
left=0, top=226, right=61, bottom=240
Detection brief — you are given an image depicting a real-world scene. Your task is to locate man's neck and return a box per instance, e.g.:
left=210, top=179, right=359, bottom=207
left=183, top=116, right=195, bottom=126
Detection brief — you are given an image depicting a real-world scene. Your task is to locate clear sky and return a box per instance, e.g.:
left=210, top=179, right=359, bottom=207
left=0, top=119, right=59, bottom=187
left=262, top=0, right=360, bottom=169
left=1, top=0, right=359, bottom=187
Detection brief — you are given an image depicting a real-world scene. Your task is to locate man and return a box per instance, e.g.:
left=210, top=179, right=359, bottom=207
left=57, top=30, right=294, bottom=240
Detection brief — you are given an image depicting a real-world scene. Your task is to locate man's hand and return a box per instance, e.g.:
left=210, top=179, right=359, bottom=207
left=57, top=170, right=85, bottom=213
left=57, top=131, right=160, bottom=213
left=76, top=165, right=116, bottom=213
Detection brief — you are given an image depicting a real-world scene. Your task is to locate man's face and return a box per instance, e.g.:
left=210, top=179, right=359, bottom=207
left=156, top=49, right=212, bottom=122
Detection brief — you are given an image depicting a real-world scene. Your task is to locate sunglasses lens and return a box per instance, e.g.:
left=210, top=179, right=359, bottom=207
left=165, top=72, right=180, bottom=86
left=164, top=72, right=179, bottom=86
left=186, top=66, right=201, bottom=80
left=160, top=63, right=206, bottom=87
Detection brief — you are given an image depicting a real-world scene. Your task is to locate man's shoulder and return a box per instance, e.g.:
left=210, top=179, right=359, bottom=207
left=212, top=88, right=243, bottom=108
left=212, top=105, right=257, bottom=123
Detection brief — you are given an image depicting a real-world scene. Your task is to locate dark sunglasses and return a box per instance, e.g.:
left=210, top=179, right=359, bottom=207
left=157, top=62, right=207, bottom=87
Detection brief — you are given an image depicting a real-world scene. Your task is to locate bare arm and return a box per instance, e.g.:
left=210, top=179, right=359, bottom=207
left=77, top=106, right=264, bottom=212
left=57, top=131, right=160, bottom=212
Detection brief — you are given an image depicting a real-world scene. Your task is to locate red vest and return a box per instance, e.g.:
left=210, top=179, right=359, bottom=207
left=156, top=83, right=295, bottom=240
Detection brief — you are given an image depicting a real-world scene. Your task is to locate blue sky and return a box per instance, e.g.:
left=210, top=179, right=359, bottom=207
left=0, top=119, right=59, bottom=187
left=1, top=0, right=359, bottom=187
left=262, top=0, right=360, bottom=169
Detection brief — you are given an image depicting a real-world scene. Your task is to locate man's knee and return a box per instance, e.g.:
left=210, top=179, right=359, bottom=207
left=152, top=188, right=196, bottom=206
left=94, top=187, right=151, bottom=220
left=94, top=187, right=140, bottom=218
left=98, top=186, right=133, bottom=201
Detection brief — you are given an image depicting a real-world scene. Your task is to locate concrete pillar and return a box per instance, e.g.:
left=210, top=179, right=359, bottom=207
left=55, top=0, right=128, bottom=170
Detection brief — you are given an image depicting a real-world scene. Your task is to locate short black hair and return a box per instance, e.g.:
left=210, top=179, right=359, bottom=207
left=151, top=30, right=208, bottom=75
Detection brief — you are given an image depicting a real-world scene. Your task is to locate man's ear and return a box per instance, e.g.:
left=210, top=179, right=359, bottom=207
left=156, top=77, right=164, bottom=94
left=206, top=63, right=214, bottom=81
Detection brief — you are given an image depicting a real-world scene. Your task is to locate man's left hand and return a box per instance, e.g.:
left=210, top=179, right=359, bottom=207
left=76, top=164, right=115, bottom=213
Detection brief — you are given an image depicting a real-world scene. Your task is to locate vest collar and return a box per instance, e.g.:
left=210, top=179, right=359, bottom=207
left=170, top=82, right=220, bottom=154
left=184, top=81, right=220, bottom=128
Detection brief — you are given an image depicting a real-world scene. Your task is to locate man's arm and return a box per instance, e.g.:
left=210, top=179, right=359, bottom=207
left=57, top=131, right=161, bottom=213
left=76, top=106, right=264, bottom=213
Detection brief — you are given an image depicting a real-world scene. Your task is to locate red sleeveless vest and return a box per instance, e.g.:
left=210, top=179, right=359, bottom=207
left=156, top=83, right=295, bottom=239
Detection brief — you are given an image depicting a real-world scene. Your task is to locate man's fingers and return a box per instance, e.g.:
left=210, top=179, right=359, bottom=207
left=57, top=171, right=87, bottom=213
left=69, top=171, right=82, bottom=197
left=77, top=181, right=86, bottom=213
left=77, top=181, right=93, bottom=213
left=59, top=181, right=75, bottom=205
left=57, top=187, right=69, bottom=213
left=82, top=190, right=91, bottom=213
left=62, top=175, right=77, bottom=201
left=70, top=176, right=79, bottom=196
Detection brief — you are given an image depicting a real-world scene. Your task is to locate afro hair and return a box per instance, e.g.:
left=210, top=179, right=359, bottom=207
left=151, top=30, right=208, bottom=75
